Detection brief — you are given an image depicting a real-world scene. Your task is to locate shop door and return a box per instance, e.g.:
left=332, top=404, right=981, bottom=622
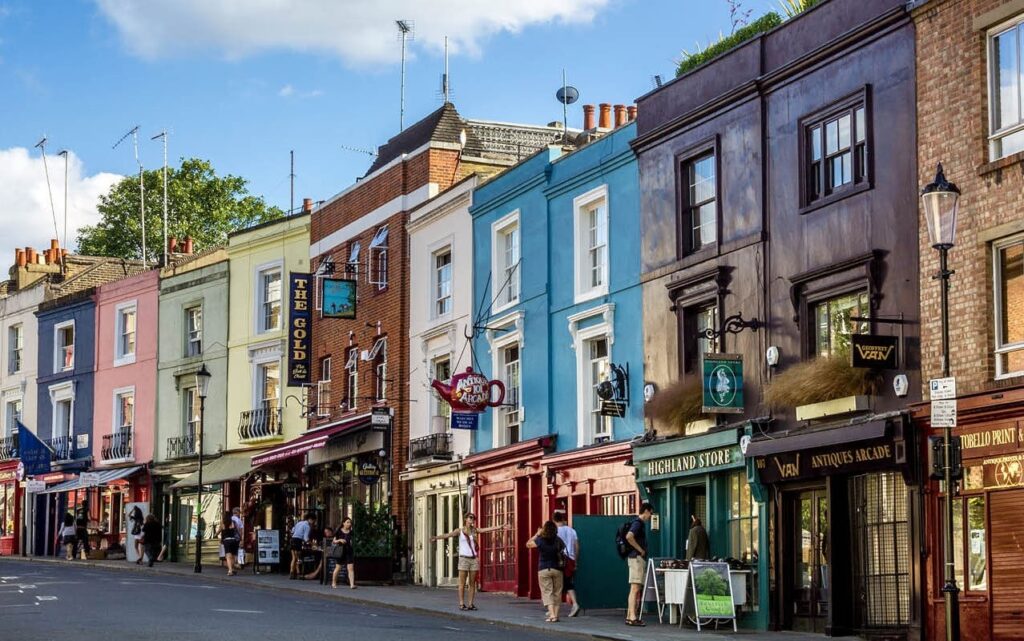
left=434, top=493, right=460, bottom=587
left=789, top=488, right=829, bottom=633
left=990, top=490, right=1024, bottom=640
left=480, top=493, right=516, bottom=593
left=678, top=485, right=707, bottom=555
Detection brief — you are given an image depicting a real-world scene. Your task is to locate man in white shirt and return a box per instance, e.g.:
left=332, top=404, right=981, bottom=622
left=289, top=513, right=316, bottom=579
left=231, top=508, right=245, bottom=568
left=554, top=509, right=582, bottom=617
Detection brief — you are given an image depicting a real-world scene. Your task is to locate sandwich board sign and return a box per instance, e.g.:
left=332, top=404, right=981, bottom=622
left=689, top=561, right=737, bottom=631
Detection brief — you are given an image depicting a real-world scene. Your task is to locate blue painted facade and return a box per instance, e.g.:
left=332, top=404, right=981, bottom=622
left=470, top=123, right=644, bottom=454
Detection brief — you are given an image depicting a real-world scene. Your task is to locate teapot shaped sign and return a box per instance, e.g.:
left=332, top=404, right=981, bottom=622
left=431, top=367, right=505, bottom=413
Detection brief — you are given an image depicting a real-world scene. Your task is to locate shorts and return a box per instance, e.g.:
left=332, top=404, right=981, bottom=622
left=222, top=539, right=240, bottom=556
left=63, top=535, right=76, bottom=546
left=289, top=537, right=304, bottom=552
left=562, top=571, right=575, bottom=592
left=457, top=556, right=479, bottom=572
left=627, top=556, right=645, bottom=585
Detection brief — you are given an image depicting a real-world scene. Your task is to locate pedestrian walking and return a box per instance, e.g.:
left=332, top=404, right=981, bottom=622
left=289, top=513, right=315, bottom=580
left=431, top=513, right=510, bottom=611
left=220, top=511, right=241, bottom=576
left=330, top=518, right=356, bottom=589
left=231, top=507, right=245, bottom=568
left=141, top=514, right=162, bottom=568
left=60, top=513, right=76, bottom=560
left=685, top=514, right=710, bottom=561
left=624, top=502, right=653, bottom=627
left=74, top=512, right=90, bottom=560
left=526, top=520, right=565, bottom=623
left=553, top=509, right=582, bottom=617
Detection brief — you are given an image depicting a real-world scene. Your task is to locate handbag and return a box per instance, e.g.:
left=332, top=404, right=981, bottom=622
left=556, top=539, right=568, bottom=571
left=327, top=544, right=346, bottom=561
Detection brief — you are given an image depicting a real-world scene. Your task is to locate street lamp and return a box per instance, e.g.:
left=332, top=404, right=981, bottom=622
left=921, top=163, right=960, bottom=641
left=193, top=363, right=211, bottom=573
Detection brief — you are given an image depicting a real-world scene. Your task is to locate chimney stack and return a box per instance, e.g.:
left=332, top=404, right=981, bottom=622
left=614, top=104, right=627, bottom=128
left=303, top=198, right=313, bottom=214
left=627, top=105, right=638, bottom=122
left=598, top=103, right=612, bottom=129
left=583, top=104, right=596, bottom=131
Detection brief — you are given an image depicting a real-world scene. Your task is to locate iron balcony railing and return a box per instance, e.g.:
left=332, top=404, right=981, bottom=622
left=238, top=407, right=282, bottom=442
left=409, top=432, right=453, bottom=464
left=167, top=434, right=197, bottom=459
left=0, top=435, right=17, bottom=461
left=101, top=428, right=133, bottom=462
left=46, top=435, right=75, bottom=461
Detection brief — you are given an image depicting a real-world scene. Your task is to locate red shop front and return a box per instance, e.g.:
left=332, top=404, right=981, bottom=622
left=541, top=441, right=638, bottom=520
left=0, top=463, right=22, bottom=555
left=465, top=436, right=554, bottom=597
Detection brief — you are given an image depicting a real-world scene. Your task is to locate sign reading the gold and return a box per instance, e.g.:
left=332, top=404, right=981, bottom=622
left=643, top=447, right=737, bottom=479
left=851, top=334, right=899, bottom=369
left=287, top=273, right=312, bottom=387
left=755, top=438, right=902, bottom=483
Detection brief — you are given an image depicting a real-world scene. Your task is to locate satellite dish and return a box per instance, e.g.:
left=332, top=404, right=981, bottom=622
left=556, top=86, right=579, bottom=105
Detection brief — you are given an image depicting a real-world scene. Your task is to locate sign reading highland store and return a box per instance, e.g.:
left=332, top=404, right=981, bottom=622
left=287, top=273, right=312, bottom=386
left=644, top=445, right=740, bottom=479
left=702, top=353, right=744, bottom=413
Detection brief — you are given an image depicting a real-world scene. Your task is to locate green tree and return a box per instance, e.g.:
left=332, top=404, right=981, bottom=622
left=76, top=158, right=284, bottom=260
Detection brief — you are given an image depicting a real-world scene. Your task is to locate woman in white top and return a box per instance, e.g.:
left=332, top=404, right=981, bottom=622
left=60, top=513, right=76, bottom=561
left=431, top=513, right=510, bottom=611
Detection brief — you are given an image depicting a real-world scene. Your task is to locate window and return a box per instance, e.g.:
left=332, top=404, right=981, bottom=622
left=813, top=291, right=869, bottom=358
left=431, top=357, right=452, bottom=422
left=183, top=387, right=199, bottom=439
left=585, top=337, right=611, bottom=443
left=369, top=226, right=389, bottom=289
left=115, top=303, right=137, bottom=363
left=55, top=321, right=74, bottom=372
left=574, top=187, right=609, bottom=301
left=493, top=214, right=520, bottom=310
left=598, top=493, right=636, bottom=516
left=853, top=472, right=911, bottom=627
left=258, top=267, right=282, bottom=332
left=727, top=471, right=759, bottom=611
left=258, top=362, right=280, bottom=412
left=115, top=390, right=134, bottom=432
left=345, top=347, right=359, bottom=411
left=681, top=152, right=717, bottom=254
left=804, top=98, right=869, bottom=205
left=185, top=306, right=202, bottom=357
left=498, top=343, right=521, bottom=445
left=7, top=325, right=22, bottom=374
left=317, top=357, right=332, bottom=417
left=3, top=399, right=21, bottom=436
left=994, top=235, right=1024, bottom=377
left=682, top=303, right=719, bottom=375
left=370, top=338, right=387, bottom=402
left=989, top=18, right=1024, bottom=159
left=435, top=250, right=453, bottom=318
left=347, top=241, right=361, bottom=278
left=55, top=399, right=72, bottom=438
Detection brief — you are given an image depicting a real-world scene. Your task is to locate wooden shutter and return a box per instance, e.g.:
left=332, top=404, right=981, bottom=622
left=990, top=489, right=1024, bottom=640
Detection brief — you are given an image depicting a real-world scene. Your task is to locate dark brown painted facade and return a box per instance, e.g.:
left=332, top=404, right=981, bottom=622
left=634, top=0, right=922, bottom=638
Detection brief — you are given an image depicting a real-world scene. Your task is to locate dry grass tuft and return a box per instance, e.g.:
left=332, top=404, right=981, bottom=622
left=644, top=378, right=708, bottom=435
left=763, top=356, right=879, bottom=411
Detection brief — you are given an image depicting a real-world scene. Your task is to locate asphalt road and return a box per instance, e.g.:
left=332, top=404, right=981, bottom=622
left=0, top=560, right=566, bottom=641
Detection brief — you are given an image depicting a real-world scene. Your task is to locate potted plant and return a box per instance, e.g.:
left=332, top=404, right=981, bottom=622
left=644, top=378, right=714, bottom=437
left=351, top=501, right=394, bottom=583
left=763, top=356, right=881, bottom=420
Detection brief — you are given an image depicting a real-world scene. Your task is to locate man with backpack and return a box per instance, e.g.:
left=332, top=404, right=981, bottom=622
left=622, top=502, right=653, bottom=627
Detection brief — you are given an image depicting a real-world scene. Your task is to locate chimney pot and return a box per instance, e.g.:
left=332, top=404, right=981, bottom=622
left=168, top=235, right=178, bottom=254
left=583, top=105, right=596, bottom=131
left=614, top=104, right=627, bottom=128
left=15, top=249, right=25, bottom=268
left=26, top=248, right=35, bottom=265
left=303, top=198, right=313, bottom=214
left=50, top=239, right=59, bottom=251
left=598, top=103, right=612, bottom=129
left=183, top=237, right=194, bottom=255
left=43, top=249, right=51, bottom=265
left=627, top=105, right=638, bottom=122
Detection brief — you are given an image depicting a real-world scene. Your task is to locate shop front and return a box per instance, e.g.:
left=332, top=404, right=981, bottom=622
left=632, top=425, right=768, bottom=630
left=0, top=464, right=22, bottom=555
left=746, top=412, right=922, bottom=640
left=171, top=452, right=257, bottom=564
left=402, top=459, right=468, bottom=587
left=542, top=441, right=637, bottom=518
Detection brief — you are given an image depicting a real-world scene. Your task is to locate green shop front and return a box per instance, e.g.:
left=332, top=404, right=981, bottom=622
left=632, top=425, right=768, bottom=630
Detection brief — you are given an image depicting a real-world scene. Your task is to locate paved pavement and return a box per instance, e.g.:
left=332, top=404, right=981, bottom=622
left=0, top=556, right=818, bottom=641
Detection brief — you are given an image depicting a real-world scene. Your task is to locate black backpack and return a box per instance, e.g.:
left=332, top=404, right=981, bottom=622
left=615, top=518, right=636, bottom=559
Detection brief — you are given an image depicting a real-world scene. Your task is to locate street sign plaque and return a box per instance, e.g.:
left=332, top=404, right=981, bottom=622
left=930, top=377, right=957, bottom=400
left=931, top=399, right=957, bottom=428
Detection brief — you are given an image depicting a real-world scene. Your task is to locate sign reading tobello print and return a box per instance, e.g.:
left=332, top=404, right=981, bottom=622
left=287, top=274, right=312, bottom=387
left=702, top=353, right=744, bottom=414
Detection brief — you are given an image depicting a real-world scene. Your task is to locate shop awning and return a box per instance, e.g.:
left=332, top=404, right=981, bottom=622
left=170, top=452, right=257, bottom=489
left=36, top=466, right=144, bottom=494
left=251, top=414, right=371, bottom=468
left=744, top=417, right=890, bottom=457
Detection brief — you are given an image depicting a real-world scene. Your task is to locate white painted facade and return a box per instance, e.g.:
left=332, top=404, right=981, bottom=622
left=0, top=283, right=46, bottom=437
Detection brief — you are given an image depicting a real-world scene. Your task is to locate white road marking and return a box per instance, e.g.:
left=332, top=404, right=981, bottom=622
left=0, top=603, right=38, bottom=608
left=35, top=596, right=58, bottom=601
left=1, top=576, right=20, bottom=580
left=212, top=609, right=262, bottom=614
left=118, top=581, right=215, bottom=589
left=443, top=626, right=461, bottom=631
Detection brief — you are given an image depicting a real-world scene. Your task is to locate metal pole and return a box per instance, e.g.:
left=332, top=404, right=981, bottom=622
left=400, top=30, right=407, bottom=131
left=194, top=395, right=205, bottom=573
left=938, top=245, right=960, bottom=641
left=162, top=133, right=168, bottom=266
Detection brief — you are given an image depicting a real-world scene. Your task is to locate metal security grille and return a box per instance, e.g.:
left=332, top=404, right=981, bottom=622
left=852, top=472, right=910, bottom=628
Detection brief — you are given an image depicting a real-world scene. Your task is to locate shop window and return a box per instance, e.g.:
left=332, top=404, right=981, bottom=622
left=185, top=305, right=202, bottom=357
left=802, top=92, right=870, bottom=207
left=727, top=471, right=760, bottom=565
left=852, top=472, right=911, bottom=627
left=994, top=235, right=1024, bottom=377
left=7, top=324, right=22, bottom=374
left=598, top=493, right=636, bottom=516
left=944, top=494, right=988, bottom=593
left=481, top=494, right=516, bottom=587
left=1, top=483, right=14, bottom=538
left=988, top=16, right=1024, bottom=159
left=812, top=290, right=869, bottom=358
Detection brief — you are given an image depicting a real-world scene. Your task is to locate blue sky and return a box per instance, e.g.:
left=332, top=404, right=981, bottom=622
left=0, top=0, right=776, bottom=252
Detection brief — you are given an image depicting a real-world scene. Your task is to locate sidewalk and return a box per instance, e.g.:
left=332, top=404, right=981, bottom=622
left=3, top=555, right=814, bottom=641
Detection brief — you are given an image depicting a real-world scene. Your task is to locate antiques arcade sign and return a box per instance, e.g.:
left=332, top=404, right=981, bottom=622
left=287, top=274, right=312, bottom=387
left=643, top=446, right=739, bottom=480
left=431, top=367, right=505, bottom=413
left=755, top=438, right=903, bottom=483
left=702, top=354, right=744, bottom=414
left=851, top=334, right=898, bottom=369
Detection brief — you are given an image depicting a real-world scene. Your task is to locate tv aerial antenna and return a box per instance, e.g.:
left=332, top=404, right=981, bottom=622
left=150, top=130, right=169, bottom=265
left=57, top=149, right=69, bottom=257
left=396, top=20, right=414, bottom=131
left=555, top=70, right=579, bottom=143
left=34, top=136, right=64, bottom=269
left=113, top=126, right=146, bottom=264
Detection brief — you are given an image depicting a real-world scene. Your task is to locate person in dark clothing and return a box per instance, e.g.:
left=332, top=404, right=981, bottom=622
left=141, top=514, right=162, bottom=568
left=686, top=515, right=710, bottom=561
left=331, top=518, right=356, bottom=589
left=526, top=520, right=565, bottom=623
left=625, top=502, right=654, bottom=627
left=220, top=511, right=240, bottom=576
left=74, top=513, right=90, bottom=559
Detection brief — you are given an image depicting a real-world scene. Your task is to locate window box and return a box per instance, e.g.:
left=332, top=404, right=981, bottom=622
left=684, top=418, right=717, bottom=435
left=795, top=394, right=871, bottom=421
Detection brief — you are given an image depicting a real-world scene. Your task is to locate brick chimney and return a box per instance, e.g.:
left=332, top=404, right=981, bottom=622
left=598, top=103, right=612, bottom=129
left=614, top=104, right=627, bottom=128
left=583, top=105, right=596, bottom=131
left=10, top=240, right=61, bottom=290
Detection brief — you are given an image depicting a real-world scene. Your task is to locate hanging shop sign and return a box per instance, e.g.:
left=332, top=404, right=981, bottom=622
left=851, top=334, right=899, bottom=369
left=79, top=472, right=100, bottom=486
left=643, top=446, right=739, bottom=480
left=256, top=529, right=281, bottom=565
left=322, top=278, right=357, bottom=319
left=981, top=453, right=1024, bottom=489
left=431, top=367, right=505, bottom=413
left=689, top=561, right=738, bottom=621
left=450, top=412, right=480, bottom=430
left=18, top=421, right=51, bottom=476
left=597, top=363, right=630, bottom=417
left=600, top=400, right=627, bottom=418
left=754, top=438, right=904, bottom=483
left=371, top=407, right=392, bottom=430
left=287, top=273, right=312, bottom=387
left=702, top=354, right=744, bottom=414
left=357, top=461, right=381, bottom=485
left=24, top=480, right=45, bottom=493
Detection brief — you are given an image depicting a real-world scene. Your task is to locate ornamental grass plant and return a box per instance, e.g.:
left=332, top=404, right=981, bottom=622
left=644, top=378, right=708, bottom=436
left=763, top=356, right=880, bottom=412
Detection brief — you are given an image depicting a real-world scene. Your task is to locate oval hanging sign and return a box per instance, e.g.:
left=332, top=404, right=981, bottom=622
left=357, top=461, right=381, bottom=485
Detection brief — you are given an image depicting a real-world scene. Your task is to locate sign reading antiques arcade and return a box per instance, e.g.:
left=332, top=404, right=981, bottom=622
left=754, top=438, right=904, bottom=483
left=287, top=273, right=312, bottom=386
left=702, top=353, right=744, bottom=414
left=851, top=334, right=899, bottom=369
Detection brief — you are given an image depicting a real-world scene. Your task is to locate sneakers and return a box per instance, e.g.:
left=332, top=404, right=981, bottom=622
left=569, top=603, right=581, bottom=617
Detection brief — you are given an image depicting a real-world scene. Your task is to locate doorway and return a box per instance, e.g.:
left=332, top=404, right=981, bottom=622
left=678, top=483, right=707, bottom=556
left=788, top=487, right=829, bottom=633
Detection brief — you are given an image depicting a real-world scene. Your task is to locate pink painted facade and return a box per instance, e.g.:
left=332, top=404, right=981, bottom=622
left=92, top=269, right=159, bottom=469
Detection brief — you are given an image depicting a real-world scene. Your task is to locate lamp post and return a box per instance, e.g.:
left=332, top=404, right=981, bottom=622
left=921, top=163, right=961, bottom=641
left=193, top=364, right=211, bottom=574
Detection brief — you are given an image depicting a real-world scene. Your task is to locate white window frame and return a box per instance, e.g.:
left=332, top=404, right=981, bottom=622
left=254, top=261, right=284, bottom=334
left=568, top=304, right=615, bottom=447
left=433, top=246, right=454, bottom=320
left=430, top=354, right=453, bottom=427
left=345, top=347, right=359, bottom=411
left=48, top=380, right=76, bottom=442
left=112, top=386, right=135, bottom=434
left=317, top=357, right=332, bottom=418
left=491, top=210, right=521, bottom=315
left=7, top=324, right=23, bottom=375
left=993, top=233, right=1024, bottom=379
left=53, top=320, right=75, bottom=373
left=183, top=386, right=199, bottom=439
left=253, top=359, right=281, bottom=412
left=573, top=185, right=610, bottom=303
left=490, top=325, right=523, bottom=449
left=3, top=397, right=22, bottom=437
left=987, top=15, right=1024, bottom=160
left=369, top=226, right=389, bottom=290
left=185, top=304, right=203, bottom=358
left=114, top=301, right=137, bottom=366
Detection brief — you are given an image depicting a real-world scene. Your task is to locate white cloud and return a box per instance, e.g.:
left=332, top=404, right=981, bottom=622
left=94, top=0, right=610, bottom=66
left=0, top=147, right=121, bottom=255
left=278, top=84, right=294, bottom=97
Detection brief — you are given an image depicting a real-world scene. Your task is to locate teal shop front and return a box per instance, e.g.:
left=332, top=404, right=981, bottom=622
left=632, top=426, right=768, bottom=630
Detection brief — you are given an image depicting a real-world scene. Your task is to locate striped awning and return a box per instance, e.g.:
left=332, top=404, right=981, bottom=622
left=251, top=414, right=371, bottom=468
left=36, top=466, right=144, bottom=494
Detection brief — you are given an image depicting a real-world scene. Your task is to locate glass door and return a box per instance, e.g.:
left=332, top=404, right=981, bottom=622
left=435, top=493, right=460, bottom=587
left=792, top=488, right=829, bottom=633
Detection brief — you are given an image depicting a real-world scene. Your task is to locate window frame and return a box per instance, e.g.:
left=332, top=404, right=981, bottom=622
left=993, top=233, right=1024, bottom=379
left=183, top=386, right=199, bottom=440
left=987, top=15, right=1024, bottom=160
left=491, top=210, right=521, bottom=314
left=492, top=332, right=522, bottom=449
left=370, top=337, right=388, bottom=403
left=679, top=300, right=721, bottom=378
left=317, top=356, right=332, bottom=418
left=3, top=398, right=22, bottom=437
left=798, top=87, right=873, bottom=213
left=676, top=137, right=720, bottom=258
left=184, top=304, right=203, bottom=358
left=345, top=347, right=359, bottom=411
left=573, top=185, right=610, bottom=303
left=808, top=289, right=871, bottom=360
left=112, top=386, right=135, bottom=434
left=7, top=324, right=22, bottom=375
left=430, top=355, right=453, bottom=424
left=433, top=247, right=453, bottom=319
left=53, top=320, right=75, bottom=373
left=254, top=262, right=283, bottom=334
left=114, top=301, right=138, bottom=366
left=584, top=335, right=612, bottom=444
left=940, top=489, right=989, bottom=597
left=368, top=226, right=389, bottom=291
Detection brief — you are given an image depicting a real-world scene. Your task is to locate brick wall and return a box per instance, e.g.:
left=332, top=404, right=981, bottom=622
left=915, top=0, right=1024, bottom=395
